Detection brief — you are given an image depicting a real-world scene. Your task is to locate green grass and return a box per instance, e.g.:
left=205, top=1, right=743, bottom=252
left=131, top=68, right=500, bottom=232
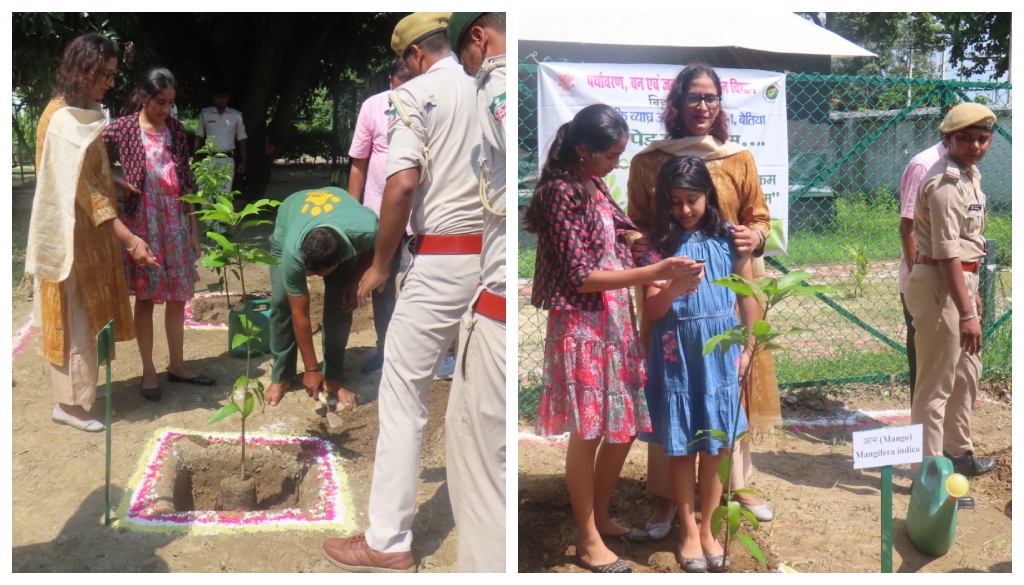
left=11, top=227, right=30, bottom=302
left=518, top=247, right=536, bottom=280
left=786, top=196, right=1012, bottom=267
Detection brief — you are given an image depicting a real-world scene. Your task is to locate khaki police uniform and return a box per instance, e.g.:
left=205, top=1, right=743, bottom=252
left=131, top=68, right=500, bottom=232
left=365, top=54, right=484, bottom=554
left=446, top=53, right=506, bottom=573
left=905, top=153, right=987, bottom=459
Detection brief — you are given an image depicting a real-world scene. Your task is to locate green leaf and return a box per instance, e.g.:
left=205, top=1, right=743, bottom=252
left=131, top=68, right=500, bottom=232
left=713, top=277, right=757, bottom=299
left=243, top=391, right=255, bottom=418
left=718, top=455, right=732, bottom=487
left=710, top=505, right=728, bottom=537
left=702, top=333, right=730, bottom=356
left=233, top=376, right=249, bottom=390
left=231, top=333, right=249, bottom=350
left=752, top=320, right=771, bottom=337
left=208, top=401, right=241, bottom=424
left=732, top=488, right=760, bottom=497
left=727, top=500, right=742, bottom=535
left=778, top=269, right=812, bottom=290
left=207, top=232, right=235, bottom=252
left=701, top=428, right=730, bottom=444
left=240, top=219, right=271, bottom=231
left=787, top=327, right=813, bottom=335
left=737, top=535, right=767, bottom=567
left=788, top=284, right=840, bottom=297
left=739, top=506, right=761, bottom=531
left=762, top=342, right=787, bottom=351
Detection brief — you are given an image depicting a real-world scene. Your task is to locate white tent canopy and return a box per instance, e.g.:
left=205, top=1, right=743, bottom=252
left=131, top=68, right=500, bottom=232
left=520, top=12, right=875, bottom=58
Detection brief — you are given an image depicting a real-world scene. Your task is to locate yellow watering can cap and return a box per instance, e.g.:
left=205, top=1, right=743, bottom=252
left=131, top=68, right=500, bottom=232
left=946, top=473, right=970, bottom=498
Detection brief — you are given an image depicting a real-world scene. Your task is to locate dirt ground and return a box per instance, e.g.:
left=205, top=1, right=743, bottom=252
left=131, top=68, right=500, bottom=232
left=518, top=389, right=1012, bottom=573
left=11, top=168, right=462, bottom=572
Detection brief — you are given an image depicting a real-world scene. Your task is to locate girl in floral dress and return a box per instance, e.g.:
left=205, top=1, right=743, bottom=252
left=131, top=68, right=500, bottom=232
left=639, top=156, right=758, bottom=572
left=523, top=105, right=705, bottom=573
left=104, top=68, right=214, bottom=401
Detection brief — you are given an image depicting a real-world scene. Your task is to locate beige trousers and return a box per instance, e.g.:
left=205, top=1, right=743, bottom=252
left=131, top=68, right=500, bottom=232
left=49, top=271, right=99, bottom=406
left=446, top=295, right=506, bottom=572
left=905, top=266, right=980, bottom=457
left=366, top=253, right=480, bottom=553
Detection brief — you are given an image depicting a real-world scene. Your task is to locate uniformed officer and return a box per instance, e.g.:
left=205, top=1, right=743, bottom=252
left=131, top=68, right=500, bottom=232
left=444, top=12, right=506, bottom=573
left=195, top=87, right=248, bottom=232
left=321, top=13, right=483, bottom=572
left=906, top=102, right=997, bottom=478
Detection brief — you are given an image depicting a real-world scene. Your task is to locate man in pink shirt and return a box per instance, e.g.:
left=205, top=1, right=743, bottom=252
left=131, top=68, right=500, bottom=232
left=898, top=140, right=947, bottom=405
left=348, top=60, right=411, bottom=374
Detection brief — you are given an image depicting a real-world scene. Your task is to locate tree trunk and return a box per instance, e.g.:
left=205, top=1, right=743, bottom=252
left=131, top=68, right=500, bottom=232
left=238, top=15, right=297, bottom=200
left=265, top=14, right=343, bottom=166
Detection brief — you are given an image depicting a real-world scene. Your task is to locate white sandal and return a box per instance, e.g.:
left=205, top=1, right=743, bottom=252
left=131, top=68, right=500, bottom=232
left=52, top=405, right=104, bottom=432
left=740, top=502, right=773, bottom=522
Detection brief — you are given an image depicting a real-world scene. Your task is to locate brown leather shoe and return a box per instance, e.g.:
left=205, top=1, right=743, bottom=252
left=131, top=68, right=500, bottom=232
left=322, top=532, right=416, bottom=573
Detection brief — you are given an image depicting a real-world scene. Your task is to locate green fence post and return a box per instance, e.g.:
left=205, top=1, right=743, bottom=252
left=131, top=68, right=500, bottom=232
left=96, top=320, right=114, bottom=525
left=880, top=465, right=893, bottom=572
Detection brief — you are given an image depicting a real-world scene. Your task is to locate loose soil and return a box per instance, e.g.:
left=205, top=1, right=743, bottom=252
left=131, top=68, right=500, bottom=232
left=158, top=435, right=319, bottom=513
left=11, top=168, right=463, bottom=573
left=518, top=390, right=1012, bottom=573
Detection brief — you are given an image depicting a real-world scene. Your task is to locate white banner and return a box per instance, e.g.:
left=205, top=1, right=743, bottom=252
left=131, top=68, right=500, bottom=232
left=537, top=62, right=788, bottom=253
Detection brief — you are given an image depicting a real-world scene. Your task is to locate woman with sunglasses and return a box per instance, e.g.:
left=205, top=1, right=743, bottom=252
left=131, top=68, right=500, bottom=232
left=25, top=33, right=157, bottom=432
left=627, top=64, right=781, bottom=546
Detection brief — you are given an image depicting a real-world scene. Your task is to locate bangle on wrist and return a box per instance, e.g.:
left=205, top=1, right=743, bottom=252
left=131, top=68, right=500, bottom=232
left=960, top=314, right=978, bottom=322
left=305, top=367, right=321, bottom=373
left=126, top=236, right=139, bottom=253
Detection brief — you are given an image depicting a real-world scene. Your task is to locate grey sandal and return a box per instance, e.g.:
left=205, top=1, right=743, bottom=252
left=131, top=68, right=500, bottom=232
left=575, top=554, right=632, bottom=573
left=705, top=552, right=731, bottom=572
left=676, top=551, right=708, bottom=573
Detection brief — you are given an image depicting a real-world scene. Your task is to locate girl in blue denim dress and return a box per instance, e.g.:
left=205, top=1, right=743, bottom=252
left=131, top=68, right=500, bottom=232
left=639, top=156, right=758, bottom=573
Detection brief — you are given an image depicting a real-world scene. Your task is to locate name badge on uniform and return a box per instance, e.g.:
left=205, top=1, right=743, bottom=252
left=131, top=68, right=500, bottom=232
left=968, top=204, right=983, bottom=212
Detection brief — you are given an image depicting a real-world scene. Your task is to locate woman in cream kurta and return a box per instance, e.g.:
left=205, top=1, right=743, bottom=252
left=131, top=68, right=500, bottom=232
left=628, top=65, right=782, bottom=531
left=26, top=33, right=156, bottom=431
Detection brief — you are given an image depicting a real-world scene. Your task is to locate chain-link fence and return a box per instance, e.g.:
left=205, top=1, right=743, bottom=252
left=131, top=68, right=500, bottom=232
left=518, top=59, right=1012, bottom=421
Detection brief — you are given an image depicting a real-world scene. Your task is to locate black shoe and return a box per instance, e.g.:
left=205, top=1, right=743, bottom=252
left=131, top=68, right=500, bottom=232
left=945, top=451, right=997, bottom=477
left=167, top=372, right=216, bottom=386
left=360, top=352, right=384, bottom=374
left=957, top=496, right=976, bottom=510
left=141, top=385, right=161, bottom=402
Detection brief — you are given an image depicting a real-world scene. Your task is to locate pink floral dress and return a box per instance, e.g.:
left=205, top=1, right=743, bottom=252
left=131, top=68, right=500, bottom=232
left=535, top=189, right=651, bottom=443
left=123, top=128, right=198, bottom=301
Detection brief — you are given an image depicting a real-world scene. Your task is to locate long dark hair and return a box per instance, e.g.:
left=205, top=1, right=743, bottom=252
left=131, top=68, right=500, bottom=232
left=662, top=64, right=729, bottom=143
left=522, top=104, right=629, bottom=233
left=54, top=33, right=118, bottom=104
left=650, top=155, right=729, bottom=257
left=120, top=67, right=178, bottom=116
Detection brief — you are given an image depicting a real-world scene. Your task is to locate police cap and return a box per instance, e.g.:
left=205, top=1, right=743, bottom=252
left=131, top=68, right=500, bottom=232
left=940, top=102, right=996, bottom=134
left=392, top=12, right=451, bottom=56
left=448, top=12, right=484, bottom=54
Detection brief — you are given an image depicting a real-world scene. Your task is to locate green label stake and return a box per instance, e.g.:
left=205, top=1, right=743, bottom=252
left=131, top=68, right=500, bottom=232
left=96, top=320, right=114, bottom=525
left=881, top=465, right=893, bottom=573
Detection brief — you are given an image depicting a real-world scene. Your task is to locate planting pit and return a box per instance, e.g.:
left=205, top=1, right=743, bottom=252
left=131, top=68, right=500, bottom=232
left=119, top=430, right=351, bottom=533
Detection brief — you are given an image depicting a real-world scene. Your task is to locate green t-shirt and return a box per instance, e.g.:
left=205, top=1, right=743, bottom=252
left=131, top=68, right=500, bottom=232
left=273, top=186, right=378, bottom=297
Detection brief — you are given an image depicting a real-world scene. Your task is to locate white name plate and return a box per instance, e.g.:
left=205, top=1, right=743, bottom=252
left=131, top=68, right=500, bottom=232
left=852, top=424, right=923, bottom=469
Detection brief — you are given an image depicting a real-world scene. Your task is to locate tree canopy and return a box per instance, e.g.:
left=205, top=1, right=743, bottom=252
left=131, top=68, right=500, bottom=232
left=798, top=12, right=1010, bottom=80
left=13, top=12, right=403, bottom=197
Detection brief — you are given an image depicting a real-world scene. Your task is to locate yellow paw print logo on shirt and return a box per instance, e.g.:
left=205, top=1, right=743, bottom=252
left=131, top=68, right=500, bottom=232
left=301, top=190, right=341, bottom=217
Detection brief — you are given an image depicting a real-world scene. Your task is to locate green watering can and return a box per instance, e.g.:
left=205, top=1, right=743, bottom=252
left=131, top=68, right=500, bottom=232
left=906, top=456, right=970, bottom=556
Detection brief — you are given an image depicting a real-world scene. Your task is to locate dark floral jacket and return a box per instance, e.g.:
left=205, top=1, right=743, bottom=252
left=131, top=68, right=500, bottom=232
left=530, top=172, right=639, bottom=311
left=102, top=112, right=195, bottom=217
